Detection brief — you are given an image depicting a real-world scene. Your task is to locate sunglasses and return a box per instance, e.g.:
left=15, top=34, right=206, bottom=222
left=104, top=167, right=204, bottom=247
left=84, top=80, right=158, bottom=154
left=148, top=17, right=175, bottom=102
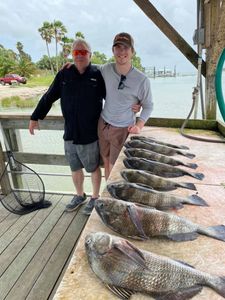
left=73, top=49, right=89, bottom=56
left=118, top=75, right=126, bottom=90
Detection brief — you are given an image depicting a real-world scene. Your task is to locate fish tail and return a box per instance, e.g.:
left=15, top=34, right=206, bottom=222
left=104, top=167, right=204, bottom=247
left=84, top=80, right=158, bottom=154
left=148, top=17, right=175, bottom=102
left=208, top=276, right=225, bottom=298
left=178, top=182, right=197, bottom=191
left=199, top=225, right=225, bottom=241
left=182, top=152, right=195, bottom=159
left=185, top=162, right=198, bottom=169
left=189, top=172, right=205, bottom=180
left=187, top=194, right=209, bottom=206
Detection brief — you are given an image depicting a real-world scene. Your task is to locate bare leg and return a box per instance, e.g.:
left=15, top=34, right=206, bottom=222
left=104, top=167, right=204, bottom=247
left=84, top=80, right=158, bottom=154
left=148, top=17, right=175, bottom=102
left=71, top=169, right=84, bottom=195
left=91, top=166, right=102, bottom=198
left=109, top=163, right=114, bottom=177
left=102, top=156, right=110, bottom=180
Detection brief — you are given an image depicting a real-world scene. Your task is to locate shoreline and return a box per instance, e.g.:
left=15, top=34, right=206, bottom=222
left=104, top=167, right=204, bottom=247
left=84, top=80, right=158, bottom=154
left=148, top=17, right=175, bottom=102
left=0, top=85, right=47, bottom=100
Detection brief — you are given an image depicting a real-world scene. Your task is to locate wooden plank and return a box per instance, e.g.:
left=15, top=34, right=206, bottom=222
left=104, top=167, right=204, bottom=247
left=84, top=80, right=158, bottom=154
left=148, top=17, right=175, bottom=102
left=0, top=205, right=11, bottom=222
left=146, top=118, right=219, bottom=131
left=0, top=194, right=68, bottom=299
left=13, top=152, right=68, bottom=166
left=0, top=141, right=11, bottom=195
left=133, top=0, right=206, bottom=76
left=0, top=206, right=21, bottom=237
left=5, top=195, right=87, bottom=300
left=0, top=117, right=64, bottom=131
left=0, top=210, right=37, bottom=254
left=0, top=194, right=59, bottom=277
left=26, top=205, right=88, bottom=300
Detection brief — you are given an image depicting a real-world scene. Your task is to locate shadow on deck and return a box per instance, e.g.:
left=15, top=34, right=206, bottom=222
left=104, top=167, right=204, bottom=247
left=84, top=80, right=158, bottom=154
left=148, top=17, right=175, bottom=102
left=0, top=193, right=88, bottom=300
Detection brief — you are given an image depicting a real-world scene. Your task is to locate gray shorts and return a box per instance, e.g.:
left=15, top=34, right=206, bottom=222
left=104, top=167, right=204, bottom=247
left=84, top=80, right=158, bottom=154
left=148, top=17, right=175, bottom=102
left=64, top=140, right=100, bottom=172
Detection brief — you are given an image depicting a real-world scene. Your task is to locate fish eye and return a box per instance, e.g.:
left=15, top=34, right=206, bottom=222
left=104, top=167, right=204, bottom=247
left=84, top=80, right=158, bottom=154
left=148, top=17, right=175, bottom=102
left=85, top=238, right=91, bottom=245
left=99, top=203, right=104, bottom=209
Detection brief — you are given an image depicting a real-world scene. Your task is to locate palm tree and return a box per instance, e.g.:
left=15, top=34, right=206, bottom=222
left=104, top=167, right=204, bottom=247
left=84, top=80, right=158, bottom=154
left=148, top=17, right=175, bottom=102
left=38, top=22, right=54, bottom=75
left=61, top=36, right=74, bottom=63
left=52, top=20, right=67, bottom=72
left=75, top=31, right=85, bottom=39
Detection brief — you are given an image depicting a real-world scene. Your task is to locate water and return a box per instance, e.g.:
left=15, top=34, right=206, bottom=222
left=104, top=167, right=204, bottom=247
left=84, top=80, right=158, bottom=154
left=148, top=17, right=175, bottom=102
left=1, top=74, right=224, bottom=194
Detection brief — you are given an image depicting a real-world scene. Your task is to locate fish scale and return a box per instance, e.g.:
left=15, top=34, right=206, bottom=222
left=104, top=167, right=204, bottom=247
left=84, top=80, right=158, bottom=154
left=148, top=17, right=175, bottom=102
left=123, top=157, right=204, bottom=180
left=107, top=181, right=208, bottom=209
left=121, top=169, right=197, bottom=191
left=85, top=232, right=225, bottom=299
left=94, top=198, right=225, bottom=242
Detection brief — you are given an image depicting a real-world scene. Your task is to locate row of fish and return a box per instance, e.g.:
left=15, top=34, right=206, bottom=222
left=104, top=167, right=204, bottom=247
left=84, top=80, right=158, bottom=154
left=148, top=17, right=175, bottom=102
left=85, top=136, right=225, bottom=299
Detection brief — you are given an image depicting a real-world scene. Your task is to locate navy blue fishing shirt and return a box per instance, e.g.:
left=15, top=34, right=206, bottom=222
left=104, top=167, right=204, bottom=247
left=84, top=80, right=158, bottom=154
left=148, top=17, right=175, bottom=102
left=31, top=64, right=106, bottom=144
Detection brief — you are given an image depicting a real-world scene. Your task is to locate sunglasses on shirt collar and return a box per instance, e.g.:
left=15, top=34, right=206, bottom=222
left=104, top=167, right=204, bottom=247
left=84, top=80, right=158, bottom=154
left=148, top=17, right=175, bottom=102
left=73, top=49, right=90, bottom=56
left=118, top=75, right=126, bottom=90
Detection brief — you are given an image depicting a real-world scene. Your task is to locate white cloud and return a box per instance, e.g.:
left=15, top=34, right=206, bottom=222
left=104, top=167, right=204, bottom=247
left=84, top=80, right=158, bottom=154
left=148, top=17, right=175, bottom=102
left=0, top=0, right=197, bottom=72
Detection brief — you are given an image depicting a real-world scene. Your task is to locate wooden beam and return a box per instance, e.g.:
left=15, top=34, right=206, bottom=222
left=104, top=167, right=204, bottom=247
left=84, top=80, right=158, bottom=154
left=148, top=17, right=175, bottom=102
left=0, top=142, right=11, bottom=195
left=133, top=0, right=206, bottom=77
left=204, top=0, right=225, bottom=119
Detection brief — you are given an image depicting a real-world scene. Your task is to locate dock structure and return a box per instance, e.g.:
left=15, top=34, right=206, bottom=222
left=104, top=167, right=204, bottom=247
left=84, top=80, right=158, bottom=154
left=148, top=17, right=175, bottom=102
left=0, top=115, right=225, bottom=299
left=54, top=124, right=225, bottom=300
left=0, top=1, right=225, bottom=299
left=134, top=0, right=225, bottom=120
left=0, top=193, right=88, bottom=300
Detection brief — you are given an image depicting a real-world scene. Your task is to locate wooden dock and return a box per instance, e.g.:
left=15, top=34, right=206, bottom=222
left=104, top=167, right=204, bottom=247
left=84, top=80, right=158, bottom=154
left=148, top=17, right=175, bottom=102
left=0, top=115, right=225, bottom=299
left=53, top=126, right=225, bottom=300
left=0, top=193, right=88, bottom=300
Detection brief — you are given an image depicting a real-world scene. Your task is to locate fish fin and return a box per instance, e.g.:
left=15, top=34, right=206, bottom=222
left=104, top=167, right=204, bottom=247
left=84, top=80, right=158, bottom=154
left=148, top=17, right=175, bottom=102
left=162, top=203, right=184, bottom=210
left=187, top=194, right=209, bottom=206
left=167, top=232, right=198, bottom=241
left=174, top=259, right=195, bottom=269
left=200, top=225, right=225, bottom=241
left=188, top=172, right=204, bottom=180
left=182, top=152, right=195, bottom=159
left=113, top=240, right=146, bottom=268
left=134, top=203, right=156, bottom=210
left=155, top=285, right=203, bottom=300
left=184, top=162, right=198, bottom=169
left=208, top=276, right=225, bottom=298
left=178, top=145, right=190, bottom=150
left=135, top=182, right=153, bottom=190
left=178, top=182, right=196, bottom=191
left=157, top=172, right=183, bottom=178
left=106, top=284, right=135, bottom=299
left=127, top=204, right=148, bottom=240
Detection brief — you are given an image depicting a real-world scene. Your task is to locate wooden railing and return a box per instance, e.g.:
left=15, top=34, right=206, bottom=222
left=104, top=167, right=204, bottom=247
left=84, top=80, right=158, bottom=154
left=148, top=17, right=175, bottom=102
left=0, top=114, right=67, bottom=165
left=0, top=113, right=224, bottom=194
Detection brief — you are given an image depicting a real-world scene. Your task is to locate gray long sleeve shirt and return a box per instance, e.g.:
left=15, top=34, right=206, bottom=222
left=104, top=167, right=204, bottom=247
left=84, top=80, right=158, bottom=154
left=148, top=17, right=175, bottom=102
left=99, top=63, right=153, bottom=127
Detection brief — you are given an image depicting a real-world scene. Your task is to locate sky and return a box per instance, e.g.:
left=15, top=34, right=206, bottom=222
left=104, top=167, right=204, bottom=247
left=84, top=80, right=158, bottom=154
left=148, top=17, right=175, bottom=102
left=0, top=0, right=198, bottom=73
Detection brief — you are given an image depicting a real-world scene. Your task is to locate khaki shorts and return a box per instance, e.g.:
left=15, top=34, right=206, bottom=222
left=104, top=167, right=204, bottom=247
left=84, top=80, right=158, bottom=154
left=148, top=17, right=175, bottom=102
left=98, top=116, right=129, bottom=165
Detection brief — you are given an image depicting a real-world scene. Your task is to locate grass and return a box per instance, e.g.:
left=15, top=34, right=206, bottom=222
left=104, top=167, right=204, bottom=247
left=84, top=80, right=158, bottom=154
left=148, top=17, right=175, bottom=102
left=26, top=74, right=54, bottom=87
left=1, top=95, right=39, bottom=108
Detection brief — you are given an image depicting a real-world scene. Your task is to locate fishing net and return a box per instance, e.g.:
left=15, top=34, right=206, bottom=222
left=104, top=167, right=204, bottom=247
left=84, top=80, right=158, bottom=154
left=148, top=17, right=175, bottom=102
left=0, top=150, right=52, bottom=215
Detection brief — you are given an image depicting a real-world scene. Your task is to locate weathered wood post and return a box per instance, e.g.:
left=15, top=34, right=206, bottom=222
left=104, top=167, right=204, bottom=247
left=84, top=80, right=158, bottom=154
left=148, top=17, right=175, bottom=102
left=0, top=141, right=11, bottom=195
left=203, top=0, right=225, bottom=119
